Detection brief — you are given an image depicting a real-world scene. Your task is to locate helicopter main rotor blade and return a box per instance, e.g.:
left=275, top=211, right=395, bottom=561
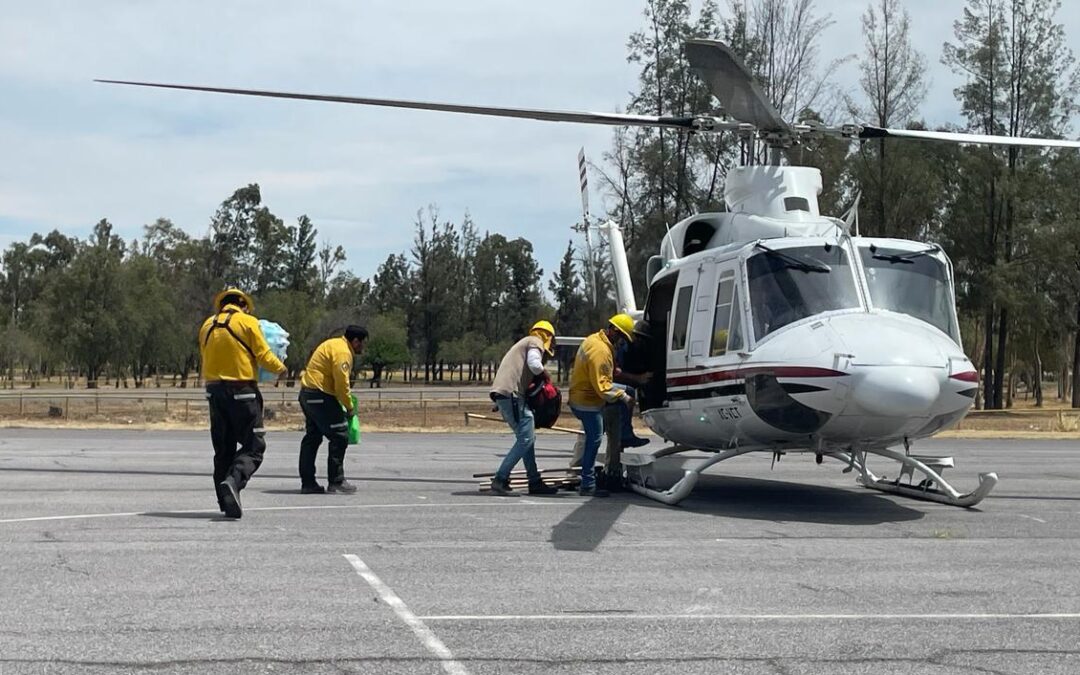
left=684, top=39, right=789, bottom=134
left=94, top=80, right=703, bottom=131
left=861, top=125, right=1080, bottom=149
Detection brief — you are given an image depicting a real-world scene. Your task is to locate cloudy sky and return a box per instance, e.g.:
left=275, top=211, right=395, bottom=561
left=2, top=0, right=1078, bottom=291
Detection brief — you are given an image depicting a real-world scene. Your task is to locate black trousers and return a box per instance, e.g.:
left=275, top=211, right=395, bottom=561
left=206, top=382, right=266, bottom=501
left=298, top=388, right=349, bottom=485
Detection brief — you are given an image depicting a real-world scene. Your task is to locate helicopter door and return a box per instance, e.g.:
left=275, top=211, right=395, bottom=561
left=640, top=272, right=677, bottom=410
left=667, top=266, right=702, bottom=376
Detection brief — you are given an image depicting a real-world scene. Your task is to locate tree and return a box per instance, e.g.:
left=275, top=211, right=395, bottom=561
left=207, top=183, right=289, bottom=293
left=363, top=311, right=411, bottom=386
left=282, top=215, right=318, bottom=293
left=548, top=241, right=589, bottom=337
left=848, top=0, right=929, bottom=238
left=316, top=241, right=347, bottom=297
left=41, top=220, right=126, bottom=386
left=369, top=253, right=412, bottom=315
left=943, top=0, right=1079, bottom=408
left=120, top=253, right=184, bottom=386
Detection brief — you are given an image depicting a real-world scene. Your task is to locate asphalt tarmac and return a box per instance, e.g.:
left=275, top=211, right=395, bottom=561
left=1, top=429, right=1078, bottom=674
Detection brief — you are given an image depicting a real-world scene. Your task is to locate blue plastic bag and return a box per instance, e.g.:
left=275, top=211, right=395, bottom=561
left=257, top=320, right=290, bottom=382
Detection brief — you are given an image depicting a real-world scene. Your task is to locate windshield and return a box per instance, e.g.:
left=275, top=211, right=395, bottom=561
left=747, top=244, right=861, bottom=339
left=858, top=245, right=960, bottom=342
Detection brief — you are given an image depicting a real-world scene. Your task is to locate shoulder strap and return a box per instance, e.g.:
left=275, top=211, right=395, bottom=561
left=203, top=310, right=256, bottom=359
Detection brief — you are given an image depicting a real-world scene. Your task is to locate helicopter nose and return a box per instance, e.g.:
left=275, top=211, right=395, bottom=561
left=853, top=367, right=941, bottom=417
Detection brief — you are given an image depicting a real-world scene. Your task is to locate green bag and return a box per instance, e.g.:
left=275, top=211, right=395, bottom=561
left=346, top=394, right=360, bottom=445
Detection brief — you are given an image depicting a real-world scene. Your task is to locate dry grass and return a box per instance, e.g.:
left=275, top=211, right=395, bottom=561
left=0, top=394, right=1075, bottom=437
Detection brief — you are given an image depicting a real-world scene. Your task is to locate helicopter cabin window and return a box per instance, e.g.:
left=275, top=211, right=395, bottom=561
left=710, top=273, right=736, bottom=356
left=670, top=285, right=694, bottom=351
left=784, top=197, right=811, bottom=212
left=681, top=220, right=717, bottom=257
left=747, top=244, right=860, bottom=339
left=858, top=246, right=961, bottom=343
left=728, top=294, right=744, bottom=351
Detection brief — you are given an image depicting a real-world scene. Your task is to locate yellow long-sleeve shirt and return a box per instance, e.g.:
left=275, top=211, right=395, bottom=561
left=300, top=336, right=355, bottom=413
left=198, top=304, right=286, bottom=382
left=568, top=329, right=628, bottom=410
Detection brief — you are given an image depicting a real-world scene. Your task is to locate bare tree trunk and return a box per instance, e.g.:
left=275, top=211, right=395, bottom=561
left=982, top=306, right=995, bottom=409
left=1072, top=302, right=1080, bottom=408
left=1033, top=337, right=1043, bottom=407
left=993, top=307, right=1008, bottom=409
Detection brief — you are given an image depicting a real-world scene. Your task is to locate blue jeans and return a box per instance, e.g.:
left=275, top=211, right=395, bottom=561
left=494, top=396, right=539, bottom=482
left=571, top=406, right=604, bottom=488
left=610, top=383, right=637, bottom=441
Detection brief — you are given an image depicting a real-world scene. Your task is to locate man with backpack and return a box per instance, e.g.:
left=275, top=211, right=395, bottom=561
left=198, top=288, right=287, bottom=519
left=487, top=320, right=561, bottom=496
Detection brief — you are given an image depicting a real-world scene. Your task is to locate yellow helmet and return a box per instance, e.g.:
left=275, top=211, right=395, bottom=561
left=530, top=320, right=555, bottom=337
left=609, top=313, right=635, bottom=341
left=213, top=287, right=254, bottom=312
left=530, top=320, right=556, bottom=355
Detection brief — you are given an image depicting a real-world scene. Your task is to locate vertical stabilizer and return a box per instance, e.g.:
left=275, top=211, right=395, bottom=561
left=599, top=220, right=638, bottom=314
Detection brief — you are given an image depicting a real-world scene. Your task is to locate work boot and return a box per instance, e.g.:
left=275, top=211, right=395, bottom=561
left=301, top=483, right=326, bottom=494
left=217, top=477, right=242, bottom=519
left=578, top=485, right=610, bottom=498
left=604, top=467, right=625, bottom=493
left=527, top=480, right=559, bottom=495
left=623, top=436, right=651, bottom=448
left=327, top=480, right=358, bottom=494
left=489, top=476, right=516, bottom=496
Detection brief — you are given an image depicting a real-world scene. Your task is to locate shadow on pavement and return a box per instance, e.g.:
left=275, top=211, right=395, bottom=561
left=547, top=472, right=925, bottom=552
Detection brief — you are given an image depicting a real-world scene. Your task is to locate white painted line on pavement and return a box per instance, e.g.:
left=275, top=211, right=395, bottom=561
left=418, top=612, right=1080, bottom=622
left=344, top=553, right=470, bottom=675
left=1017, top=514, right=1048, bottom=524
left=0, top=500, right=564, bottom=525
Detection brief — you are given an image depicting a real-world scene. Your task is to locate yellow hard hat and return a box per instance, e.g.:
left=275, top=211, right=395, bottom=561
left=213, top=287, right=254, bottom=312
left=609, top=313, right=635, bottom=341
left=530, top=320, right=555, bottom=337
left=530, top=320, right=556, bottom=355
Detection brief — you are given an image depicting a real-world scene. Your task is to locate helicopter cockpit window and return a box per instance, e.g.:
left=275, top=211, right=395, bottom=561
left=858, top=246, right=960, bottom=342
left=747, top=245, right=861, bottom=339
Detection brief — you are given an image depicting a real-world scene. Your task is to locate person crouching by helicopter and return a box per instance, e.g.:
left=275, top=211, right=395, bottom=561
left=612, top=322, right=653, bottom=447
left=199, top=288, right=287, bottom=519
left=569, top=314, right=636, bottom=497
left=297, top=326, right=369, bottom=494
left=487, top=321, right=561, bottom=496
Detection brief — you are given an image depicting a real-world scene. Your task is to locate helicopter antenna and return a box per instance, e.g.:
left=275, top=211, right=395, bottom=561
left=574, top=148, right=598, bottom=307
left=662, top=220, right=679, bottom=262
left=842, top=191, right=862, bottom=236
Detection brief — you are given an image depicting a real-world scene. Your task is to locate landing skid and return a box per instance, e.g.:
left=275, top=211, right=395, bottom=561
left=620, top=444, right=997, bottom=508
left=622, top=445, right=756, bottom=505
left=828, top=448, right=998, bottom=508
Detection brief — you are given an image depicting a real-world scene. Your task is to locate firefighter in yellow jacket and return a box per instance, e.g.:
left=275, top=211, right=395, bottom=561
left=568, top=313, right=636, bottom=497
left=198, top=288, right=286, bottom=519
left=297, top=326, right=368, bottom=494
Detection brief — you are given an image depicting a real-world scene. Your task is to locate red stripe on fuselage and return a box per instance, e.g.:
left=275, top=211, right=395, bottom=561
left=950, top=371, right=979, bottom=382
left=666, top=366, right=847, bottom=388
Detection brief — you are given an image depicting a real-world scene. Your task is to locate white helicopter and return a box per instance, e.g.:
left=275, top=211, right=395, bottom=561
left=98, top=40, right=1080, bottom=508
